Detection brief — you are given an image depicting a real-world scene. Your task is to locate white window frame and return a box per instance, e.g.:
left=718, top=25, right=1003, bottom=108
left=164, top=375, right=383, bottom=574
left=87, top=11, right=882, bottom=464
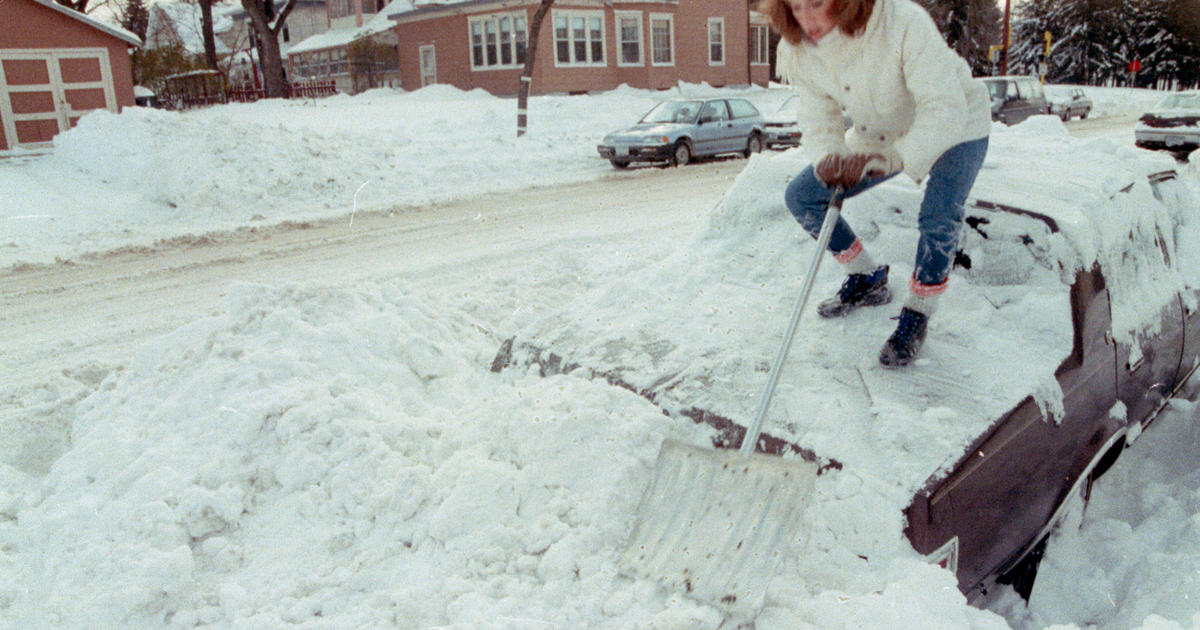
left=468, top=12, right=528, bottom=71
left=750, top=23, right=769, bottom=65
left=707, top=17, right=725, bottom=66
left=615, top=11, right=643, bottom=67
left=649, top=13, right=674, bottom=67
left=552, top=9, right=606, bottom=67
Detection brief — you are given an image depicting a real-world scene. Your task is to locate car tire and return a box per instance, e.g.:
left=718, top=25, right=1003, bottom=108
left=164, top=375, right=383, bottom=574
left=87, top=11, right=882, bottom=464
left=744, top=133, right=763, bottom=158
left=672, top=141, right=692, bottom=167
left=610, top=159, right=630, bottom=169
left=1081, top=111, right=1089, bottom=119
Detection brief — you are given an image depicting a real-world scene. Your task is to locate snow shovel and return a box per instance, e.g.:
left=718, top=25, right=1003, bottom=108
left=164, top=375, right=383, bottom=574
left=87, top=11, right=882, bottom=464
left=619, top=186, right=847, bottom=620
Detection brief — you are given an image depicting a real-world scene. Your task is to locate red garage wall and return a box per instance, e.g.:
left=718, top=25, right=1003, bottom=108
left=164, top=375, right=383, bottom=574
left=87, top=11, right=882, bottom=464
left=0, top=0, right=136, bottom=150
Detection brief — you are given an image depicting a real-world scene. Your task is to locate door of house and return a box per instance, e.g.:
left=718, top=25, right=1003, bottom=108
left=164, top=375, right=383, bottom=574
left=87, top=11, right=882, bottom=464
left=0, top=48, right=117, bottom=150
left=419, top=45, right=436, bottom=87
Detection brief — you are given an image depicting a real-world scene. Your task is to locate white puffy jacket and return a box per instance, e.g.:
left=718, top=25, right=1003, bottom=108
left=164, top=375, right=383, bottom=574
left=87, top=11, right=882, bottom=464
left=775, top=0, right=991, bottom=180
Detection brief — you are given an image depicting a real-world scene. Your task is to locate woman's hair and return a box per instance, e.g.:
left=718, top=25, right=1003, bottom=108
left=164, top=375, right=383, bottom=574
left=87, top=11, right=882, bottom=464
left=757, top=0, right=875, bottom=44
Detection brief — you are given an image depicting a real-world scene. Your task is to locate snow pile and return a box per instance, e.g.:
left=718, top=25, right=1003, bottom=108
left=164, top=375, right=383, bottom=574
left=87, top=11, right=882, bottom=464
left=0, top=282, right=696, bottom=628
left=0, top=83, right=1164, bottom=270
left=0, top=82, right=761, bottom=268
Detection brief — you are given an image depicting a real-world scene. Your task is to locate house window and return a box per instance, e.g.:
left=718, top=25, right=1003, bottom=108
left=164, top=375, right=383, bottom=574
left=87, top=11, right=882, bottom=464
left=750, top=24, right=769, bottom=64
left=616, top=12, right=642, bottom=66
left=329, top=0, right=351, bottom=19
left=708, top=18, right=724, bottom=65
left=469, top=13, right=528, bottom=70
left=554, top=10, right=604, bottom=66
left=650, top=14, right=673, bottom=66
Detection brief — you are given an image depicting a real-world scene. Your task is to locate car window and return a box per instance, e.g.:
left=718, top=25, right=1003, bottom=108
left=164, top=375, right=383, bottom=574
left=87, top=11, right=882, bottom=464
left=700, top=101, right=729, bottom=122
left=641, top=100, right=703, bottom=124
left=727, top=98, right=760, bottom=119
left=985, top=80, right=1008, bottom=101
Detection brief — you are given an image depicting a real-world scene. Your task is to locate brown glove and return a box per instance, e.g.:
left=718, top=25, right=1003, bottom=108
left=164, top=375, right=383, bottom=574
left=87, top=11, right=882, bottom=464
left=815, top=153, right=844, bottom=187
left=835, top=148, right=904, bottom=188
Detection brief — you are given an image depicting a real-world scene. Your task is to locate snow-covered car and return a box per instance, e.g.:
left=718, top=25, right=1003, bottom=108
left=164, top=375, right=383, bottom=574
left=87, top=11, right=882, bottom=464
left=983, top=75, right=1051, bottom=125
left=763, top=95, right=803, bottom=149
left=597, top=98, right=765, bottom=168
left=1135, top=90, right=1200, bottom=155
left=498, top=124, right=1200, bottom=608
left=1049, top=87, right=1092, bottom=121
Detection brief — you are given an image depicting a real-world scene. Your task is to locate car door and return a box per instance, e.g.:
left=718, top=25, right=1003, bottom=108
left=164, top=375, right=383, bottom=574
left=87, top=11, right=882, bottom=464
left=694, top=100, right=734, bottom=155
left=725, top=99, right=759, bottom=152
left=1118, top=174, right=1190, bottom=425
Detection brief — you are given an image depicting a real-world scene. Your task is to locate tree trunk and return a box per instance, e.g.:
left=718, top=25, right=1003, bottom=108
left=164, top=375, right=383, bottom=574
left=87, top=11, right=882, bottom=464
left=241, top=0, right=298, bottom=98
left=201, top=0, right=218, bottom=69
left=517, top=0, right=555, bottom=137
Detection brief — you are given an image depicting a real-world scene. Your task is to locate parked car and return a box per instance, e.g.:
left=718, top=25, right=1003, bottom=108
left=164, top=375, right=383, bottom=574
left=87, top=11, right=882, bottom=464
left=763, top=95, right=804, bottom=149
left=597, top=97, right=766, bottom=168
left=1135, top=90, right=1200, bottom=155
left=982, top=76, right=1050, bottom=125
left=494, top=146, right=1199, bottom=606
left=1049, top=87, right=1092, bottom=121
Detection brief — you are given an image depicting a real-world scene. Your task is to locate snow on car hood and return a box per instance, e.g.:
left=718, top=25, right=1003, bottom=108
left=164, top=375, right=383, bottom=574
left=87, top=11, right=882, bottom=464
left=511, top=117, right=1200, bottom=498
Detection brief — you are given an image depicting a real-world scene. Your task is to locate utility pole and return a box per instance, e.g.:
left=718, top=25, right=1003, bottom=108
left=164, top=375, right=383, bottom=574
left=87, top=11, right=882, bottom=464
left=1000, top=0, right=1011, bottom=75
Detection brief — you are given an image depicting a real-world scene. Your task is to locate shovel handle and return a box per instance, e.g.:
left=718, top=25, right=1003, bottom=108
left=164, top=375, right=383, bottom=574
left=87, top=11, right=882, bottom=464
left=740, top=185, right=846, bottom=456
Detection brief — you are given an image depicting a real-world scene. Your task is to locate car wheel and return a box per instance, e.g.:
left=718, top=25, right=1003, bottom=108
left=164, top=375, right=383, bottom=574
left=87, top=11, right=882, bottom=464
left=1081, top=111, right=1089, bottom=119
left=672, top=141, right=692, bottom=167
left=610, top=159, right=630, bottom=169
left=1059, top=112, right=1070, bottom=121
left=744, top=133, right=763, bottom=158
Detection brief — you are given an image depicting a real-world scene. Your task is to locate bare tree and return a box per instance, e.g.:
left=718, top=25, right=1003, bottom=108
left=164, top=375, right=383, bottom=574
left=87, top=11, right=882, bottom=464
left=240, top=0, right=298, bottom=97
left=517, top=0, right=554, bottom=137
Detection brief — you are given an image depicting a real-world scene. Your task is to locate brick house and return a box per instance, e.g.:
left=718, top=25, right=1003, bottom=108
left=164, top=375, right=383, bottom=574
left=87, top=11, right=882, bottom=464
left=0, top=0, right=140, bottom=151
left=389, top=0, right=771, bottom=96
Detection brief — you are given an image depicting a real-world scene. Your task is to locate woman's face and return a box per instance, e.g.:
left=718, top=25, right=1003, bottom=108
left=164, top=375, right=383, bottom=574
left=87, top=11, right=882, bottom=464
left=787, top=0, right=837, bottom=41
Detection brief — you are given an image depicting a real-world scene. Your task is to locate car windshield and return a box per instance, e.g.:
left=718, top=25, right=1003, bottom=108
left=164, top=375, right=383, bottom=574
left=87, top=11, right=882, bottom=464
left=641, top=100, right=704, bottom=124
left=1158, top=93, right=1200, bottom=110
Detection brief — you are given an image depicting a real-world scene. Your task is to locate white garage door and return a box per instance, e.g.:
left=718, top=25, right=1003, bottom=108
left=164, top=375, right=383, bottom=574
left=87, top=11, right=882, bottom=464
left=0, top=47, right=117, bottom=150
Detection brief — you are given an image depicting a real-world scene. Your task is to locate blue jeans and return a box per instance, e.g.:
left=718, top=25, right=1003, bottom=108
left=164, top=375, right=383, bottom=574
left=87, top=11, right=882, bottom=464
left=784, top=137, right=989, bottom=287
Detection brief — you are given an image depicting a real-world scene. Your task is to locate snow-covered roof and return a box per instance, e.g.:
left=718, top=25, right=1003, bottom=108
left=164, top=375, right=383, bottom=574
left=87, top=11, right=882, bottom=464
left=27, top=0, right=142, bottom=46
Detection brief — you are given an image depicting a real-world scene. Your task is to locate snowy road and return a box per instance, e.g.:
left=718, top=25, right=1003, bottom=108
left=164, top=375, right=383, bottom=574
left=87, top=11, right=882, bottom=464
left=0, top=159, right=741, bottom=473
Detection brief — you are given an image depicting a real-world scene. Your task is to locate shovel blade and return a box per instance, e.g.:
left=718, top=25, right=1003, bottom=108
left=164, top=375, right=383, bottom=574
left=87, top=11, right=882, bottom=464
left=620, top=439, right=819, bottom=617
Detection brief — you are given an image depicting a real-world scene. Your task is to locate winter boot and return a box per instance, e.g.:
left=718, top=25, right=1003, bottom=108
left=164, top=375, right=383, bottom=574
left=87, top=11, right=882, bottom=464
left=879, top=307, right=929, bottom=368
left=817, top=265, right=891, bottom=319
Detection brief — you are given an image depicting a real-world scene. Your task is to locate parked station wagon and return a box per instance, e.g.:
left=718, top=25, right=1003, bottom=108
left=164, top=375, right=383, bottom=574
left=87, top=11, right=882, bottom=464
left=498, top=138, right=1200, bottom=606
left=983, top=76, right=1051, bottom=125
left=597, top=97, right=765, bottom=168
